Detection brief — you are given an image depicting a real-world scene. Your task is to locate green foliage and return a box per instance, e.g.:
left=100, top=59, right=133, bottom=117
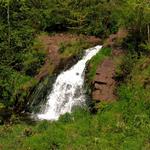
left=118, top=0, right=150, bottom=50
left=140, top=42, right=150, bottom=54
left=0, top=0, right=48, bottom=110
left=0, top=65, right=37, bottom=107
left=23, top=39, right=46, bottom=76
left=115, top=52, right=138, bottom=80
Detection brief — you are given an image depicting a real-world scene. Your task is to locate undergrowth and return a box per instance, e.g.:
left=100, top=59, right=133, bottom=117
left=59, top=39, right=92, bottom=59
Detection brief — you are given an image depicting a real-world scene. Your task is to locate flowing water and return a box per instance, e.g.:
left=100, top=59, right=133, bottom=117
left=37, top=45, right=102, bottom=120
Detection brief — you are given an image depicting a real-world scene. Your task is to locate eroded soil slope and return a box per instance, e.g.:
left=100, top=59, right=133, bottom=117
left=35, top=33, right=101, bottom=80
left=92, top=48, right=125, bottom=102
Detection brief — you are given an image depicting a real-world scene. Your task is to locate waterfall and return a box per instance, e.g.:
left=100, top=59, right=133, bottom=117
left=37, top=45, right=102, bottom=120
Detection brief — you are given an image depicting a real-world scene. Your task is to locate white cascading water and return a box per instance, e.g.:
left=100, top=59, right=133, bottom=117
left=37, top=45, right=102, bottom=120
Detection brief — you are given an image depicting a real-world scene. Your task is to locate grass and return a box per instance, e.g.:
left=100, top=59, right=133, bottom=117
left=0, top=93, right=149, bottom=150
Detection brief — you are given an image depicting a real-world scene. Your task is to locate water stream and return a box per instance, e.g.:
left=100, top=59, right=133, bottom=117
left=37, top=45, right=102, bottom=120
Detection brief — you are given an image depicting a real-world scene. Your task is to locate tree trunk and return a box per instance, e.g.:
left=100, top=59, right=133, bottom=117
left=148, top=24, right=150, bottom=43
left=7, top=0, right=10, bottom=48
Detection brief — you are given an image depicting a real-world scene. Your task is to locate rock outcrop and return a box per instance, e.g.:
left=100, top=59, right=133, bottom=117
left=92, top=58, right=116, bottom=101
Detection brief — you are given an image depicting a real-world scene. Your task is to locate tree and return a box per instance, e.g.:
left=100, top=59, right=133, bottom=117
left=119, top=0, right=150, bottom=44
left=7, top=0, right=10, bottom=47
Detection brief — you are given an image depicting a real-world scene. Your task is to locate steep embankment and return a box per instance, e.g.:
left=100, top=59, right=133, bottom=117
left=35, top=33, right=101, bottom=80
left=92, top=48, right=124, bottom=102
left=87, top=29, right=127, bottom=103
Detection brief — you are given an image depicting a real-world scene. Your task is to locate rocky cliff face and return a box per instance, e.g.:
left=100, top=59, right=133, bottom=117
left=92, top=58, right=116, bottom=102
left=91, top=29, right=127, bottom=102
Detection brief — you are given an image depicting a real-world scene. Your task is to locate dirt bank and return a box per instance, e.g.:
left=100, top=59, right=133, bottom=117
left=91, top=29, right=127, bottom=102
left=35, top=33, right=101, bottom=80
left=92, top=58, right=116, bottom=101
left=92, top=48, right=125, bottom=102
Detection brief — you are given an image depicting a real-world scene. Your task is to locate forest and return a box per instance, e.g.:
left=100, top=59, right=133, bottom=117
left=0, top=0, right=150, bottom=149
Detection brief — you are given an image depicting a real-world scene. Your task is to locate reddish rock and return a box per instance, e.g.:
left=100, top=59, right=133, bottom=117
left=92, top=58, right=116, bottom=101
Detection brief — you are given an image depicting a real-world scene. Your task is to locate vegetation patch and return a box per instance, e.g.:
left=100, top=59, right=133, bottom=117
left=59, top=39, right=92, bottom=59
